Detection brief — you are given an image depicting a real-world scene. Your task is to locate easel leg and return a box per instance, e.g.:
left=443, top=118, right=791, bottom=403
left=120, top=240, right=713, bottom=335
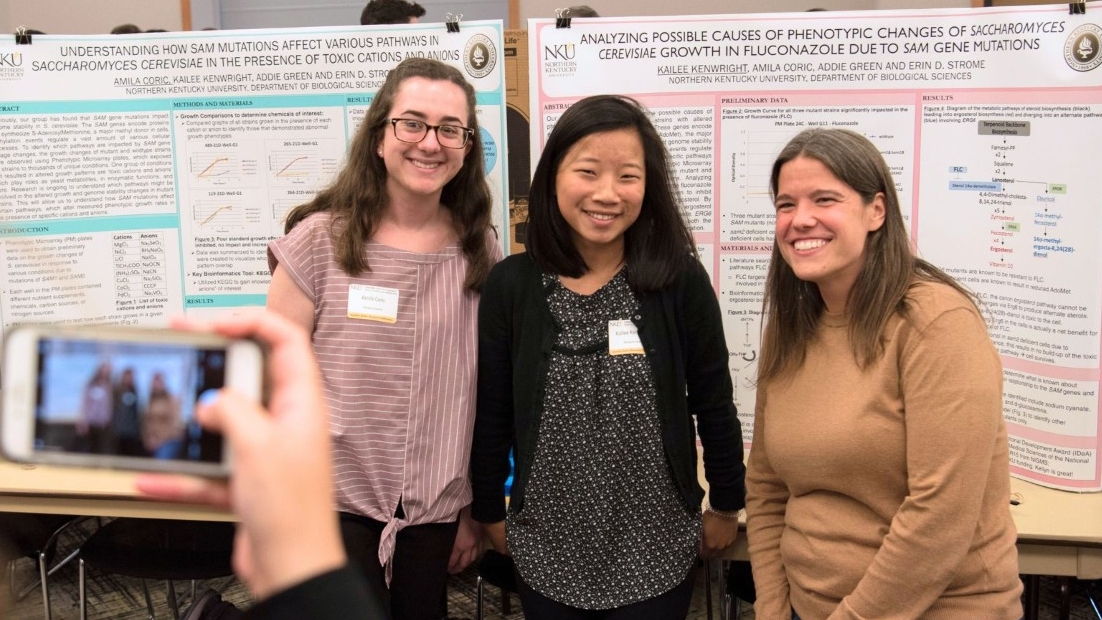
left=1058, top=577, right=1071, bottom=620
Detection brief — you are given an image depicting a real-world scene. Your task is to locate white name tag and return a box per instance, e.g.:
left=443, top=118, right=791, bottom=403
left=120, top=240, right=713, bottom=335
left=347, top=284, right=399, bottom=323
left=609, top=319, right=645, bottom=356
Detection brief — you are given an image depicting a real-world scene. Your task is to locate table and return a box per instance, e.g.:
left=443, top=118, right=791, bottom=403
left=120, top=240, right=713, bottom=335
left=5, top=462, right=1102, bottom=572
left=1011, top=476, right=1102, bottom=579
left=0, top=459, right=231, bottom=521
left=1008, top=477, right=1102, bottom=620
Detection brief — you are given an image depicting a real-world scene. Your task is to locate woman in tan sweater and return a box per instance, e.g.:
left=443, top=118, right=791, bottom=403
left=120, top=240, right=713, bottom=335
left=746, top=128, right=1023, bottom=620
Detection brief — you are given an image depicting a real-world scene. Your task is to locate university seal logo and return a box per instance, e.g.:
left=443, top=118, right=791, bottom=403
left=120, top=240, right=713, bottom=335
left=1064, top=23, right=1102, bottom=72
left=464, top=34, right=497, bottom=79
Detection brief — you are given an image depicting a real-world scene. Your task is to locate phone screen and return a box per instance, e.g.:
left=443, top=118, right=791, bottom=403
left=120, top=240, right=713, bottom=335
left=34, top=336, right=226, bottom=465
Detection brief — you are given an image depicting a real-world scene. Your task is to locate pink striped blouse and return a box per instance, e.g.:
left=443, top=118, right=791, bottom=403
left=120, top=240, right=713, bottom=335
left=268, top=211, right=500, bottom=573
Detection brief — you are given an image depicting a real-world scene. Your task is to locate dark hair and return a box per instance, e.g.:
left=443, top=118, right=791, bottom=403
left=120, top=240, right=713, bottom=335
left=110, top=23, right=142, bottom=35
left=565, top=5, right=600, bottom=17
left=525, top=95, right=695, bottom=293
left=758, top=128, right=977, bottom=382
left=360, top=0, right=426, bottom=25
left=284, top=57, right=494, bottom=292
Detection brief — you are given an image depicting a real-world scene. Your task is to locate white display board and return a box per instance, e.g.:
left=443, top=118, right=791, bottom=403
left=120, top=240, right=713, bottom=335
left=527, top=3, right=1102, bottom=490
left=0, top=21, right=509, bottom=323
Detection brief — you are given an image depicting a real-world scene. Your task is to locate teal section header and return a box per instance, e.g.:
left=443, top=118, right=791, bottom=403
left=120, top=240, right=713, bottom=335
left=0, top=215, right=180, bottom=237
left=183, top=294, right=267, bottom=308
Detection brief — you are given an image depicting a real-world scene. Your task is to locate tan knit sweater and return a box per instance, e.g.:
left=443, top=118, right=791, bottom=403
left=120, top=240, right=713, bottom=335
left=746, top=281, right=1023, bottom=620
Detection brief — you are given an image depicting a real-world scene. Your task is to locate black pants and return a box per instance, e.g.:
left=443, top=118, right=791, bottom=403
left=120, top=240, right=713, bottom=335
left=516, top=567, right=696, bottom=620
left=338, top=512, right=458, bottom=620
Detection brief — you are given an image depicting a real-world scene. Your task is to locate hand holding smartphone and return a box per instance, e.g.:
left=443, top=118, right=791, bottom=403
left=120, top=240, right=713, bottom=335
left=1, top=324, right=265, bottom=477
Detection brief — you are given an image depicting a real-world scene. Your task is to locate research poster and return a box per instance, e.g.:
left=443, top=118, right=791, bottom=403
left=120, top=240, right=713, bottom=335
left=528, top=4, right=1102, bottom=490
left=0, top=21, right=508, bottom=325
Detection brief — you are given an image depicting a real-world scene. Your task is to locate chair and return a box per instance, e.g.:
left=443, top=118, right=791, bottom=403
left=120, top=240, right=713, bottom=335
left=475, top=549, right=518, bottom=620
left=723, top=560, right=756, bottom=620
left=78, top=518, right=235, bottom=620
left=1, top=513, right=89, bottom=620
left=701, top=558, right=717, bottom=620
left=1085, top=579, right=1102, bottom=620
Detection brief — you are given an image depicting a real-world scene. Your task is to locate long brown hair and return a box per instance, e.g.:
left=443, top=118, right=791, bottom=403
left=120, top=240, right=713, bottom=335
left=283, top=57, right=495, bottom=292
left=758, top=128, right=978, bottom=383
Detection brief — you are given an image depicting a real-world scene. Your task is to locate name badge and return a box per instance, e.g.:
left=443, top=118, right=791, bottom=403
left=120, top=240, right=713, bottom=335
left=348, top=284, right=399, bottom=323
left=609, top=319, right=645, bottom=356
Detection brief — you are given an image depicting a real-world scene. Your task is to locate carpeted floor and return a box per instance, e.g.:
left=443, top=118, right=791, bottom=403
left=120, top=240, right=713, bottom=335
left=4, top=518, right=1100, bottom=619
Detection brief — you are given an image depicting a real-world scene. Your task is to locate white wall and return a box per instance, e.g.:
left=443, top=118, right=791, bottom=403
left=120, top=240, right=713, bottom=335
left=0, top=0, right=509, bottom=34
left=216, top=0, right=507, bottom=29
left=2, top=0, right=182, bottom=35
left=220, top=0, right=507, bottom=29
left=2, top=0, right=982, bottom=34
left=516, top=0, right=972, bottom=23
left=191, top=0, right=221, bottom=31
left=875, top=0, right=972, bottom=8
left=3, top=0, right=976, bottom=35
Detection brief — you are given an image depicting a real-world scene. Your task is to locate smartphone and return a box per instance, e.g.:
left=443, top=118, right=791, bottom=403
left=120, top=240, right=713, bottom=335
left=1, top=324, right=265, bottom=477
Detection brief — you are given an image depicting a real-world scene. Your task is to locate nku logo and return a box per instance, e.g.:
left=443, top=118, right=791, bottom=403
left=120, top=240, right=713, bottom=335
left=543, top=44, right=575, bottom=61
left=0, top=52, right=24, bottom=68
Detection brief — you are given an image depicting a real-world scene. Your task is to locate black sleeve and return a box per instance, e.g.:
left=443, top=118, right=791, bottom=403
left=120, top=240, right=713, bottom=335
left=470, top=262, right=516, bottom=524
left=682, top=261, right=746, bottom=512
left=243, top=565, right=389, bottom=620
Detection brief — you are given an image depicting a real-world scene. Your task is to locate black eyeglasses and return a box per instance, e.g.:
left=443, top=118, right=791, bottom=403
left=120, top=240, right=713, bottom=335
left=386, top=118, right=473, bottom=149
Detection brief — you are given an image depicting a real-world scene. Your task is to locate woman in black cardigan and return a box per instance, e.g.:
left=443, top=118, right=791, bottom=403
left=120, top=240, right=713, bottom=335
left=470, top=95, right=746, bottom=620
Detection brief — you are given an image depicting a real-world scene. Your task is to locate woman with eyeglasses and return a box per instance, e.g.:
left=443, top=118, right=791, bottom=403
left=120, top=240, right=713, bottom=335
left=266, top=57, right=500, bottom=620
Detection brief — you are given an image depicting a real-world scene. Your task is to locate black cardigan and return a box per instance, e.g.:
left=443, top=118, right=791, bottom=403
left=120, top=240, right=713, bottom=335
left=470, top=252, right=746, bottom=524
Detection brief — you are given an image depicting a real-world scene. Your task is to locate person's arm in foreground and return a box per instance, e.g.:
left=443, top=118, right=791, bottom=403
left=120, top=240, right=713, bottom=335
left=136, top=312, right=388, bottom=619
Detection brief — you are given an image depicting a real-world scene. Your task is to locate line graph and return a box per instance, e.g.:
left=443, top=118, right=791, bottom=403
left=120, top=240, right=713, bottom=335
left=270, top=152, right=318, bottom=178
left=190, top=153, right=239, bottom=179
left=265, top=139, right=341, bottom=186
left=188, top=150, right=259, bottom=188
left=192, top=200, right=262, bottom=229
left=200, top=204, right=234, bottom=226
left=193, top=201, right=242, bottom=228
